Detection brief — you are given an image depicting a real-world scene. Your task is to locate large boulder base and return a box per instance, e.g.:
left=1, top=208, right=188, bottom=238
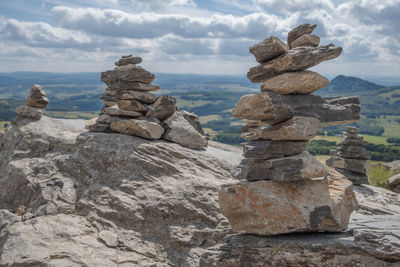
left=247, top=44, right=342, bottom=83
left=0, top=116, right=399, bottom=266
left=219, top=170, right=356, bottom=236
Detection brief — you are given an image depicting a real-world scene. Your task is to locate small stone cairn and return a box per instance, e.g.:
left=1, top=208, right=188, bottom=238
left=15, top=84, right=48, bottom=120
left=326, top=126, right=369, bottom=184
left=219, top=24, right=361, bottom=236
left=87, top=55, right=207, bottom=150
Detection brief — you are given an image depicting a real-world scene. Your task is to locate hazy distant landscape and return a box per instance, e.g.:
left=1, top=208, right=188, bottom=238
left=0, top=72, right=399, bottom=162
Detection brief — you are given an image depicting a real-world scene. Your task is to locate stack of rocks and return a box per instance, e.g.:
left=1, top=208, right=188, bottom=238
left=326, top=126, right=369, bottom=184
left=219, top=24, right=360, bottom=236
left=88, top=55, right=207, bottom=150
left=15, top=84, right=48, bottom=120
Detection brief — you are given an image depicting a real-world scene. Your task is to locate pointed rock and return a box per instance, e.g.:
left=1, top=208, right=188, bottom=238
left=287, top=23, right=317, bottom=48
left=237, top=151, right=328, bottom=182
left=261, top=71, right=329, bottom=95
left=146, top=96, right=177, bottom=121
left=182, top=110, right=205, bottom=135
left=219, top=170, right=356, bottom=236
left=243, top=140, right=308, bottom=159
left=249, top=36, right=289, bottom=63
left=247, top=45, right=342, bottom=83
left=162, top=111, right=207, bottom=150
left=241, top=117, right=324, bottom=141
left=291, top=34, right=320, bottom=48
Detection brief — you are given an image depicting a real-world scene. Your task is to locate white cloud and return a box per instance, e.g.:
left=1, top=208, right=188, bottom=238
left=253, top=0, right=335, bottom=13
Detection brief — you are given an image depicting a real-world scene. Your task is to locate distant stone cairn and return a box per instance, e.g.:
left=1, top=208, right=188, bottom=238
left=87, top=55, right=207, bottom=149
left=15, top=84, right=49, bottom=120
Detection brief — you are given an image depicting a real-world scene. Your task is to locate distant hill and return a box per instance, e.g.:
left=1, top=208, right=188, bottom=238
left=320, top=75, right=384, bottom=95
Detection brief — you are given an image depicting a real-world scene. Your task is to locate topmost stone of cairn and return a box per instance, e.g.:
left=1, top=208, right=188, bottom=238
left=115, top=55, right=142, bottom=66
left=287, top=23, right=317, bottom=48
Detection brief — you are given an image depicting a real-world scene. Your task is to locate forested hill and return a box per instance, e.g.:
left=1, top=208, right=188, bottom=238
left=319, top=75, right=384, bottom=96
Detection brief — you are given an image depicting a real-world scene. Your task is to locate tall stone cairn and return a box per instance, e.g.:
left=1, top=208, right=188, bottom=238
left=87, top=55, right=207, bottom=149
left=219, top=24, right=360, bottom=236
left=15, top=84, right=48, bottom=120
left=326, top=126, right=369, bottom=184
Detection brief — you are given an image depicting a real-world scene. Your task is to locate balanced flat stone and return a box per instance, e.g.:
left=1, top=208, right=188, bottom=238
left=162, top=111, right=208, bottom=149
left=118, top=100, right=149, bottom=112
left=346, top=126, right=358, bottom=134
left=219, top=170, right=356, bottom=236
left=245, top=120, right=269, bottom=127
left=337, top=145, right=369, bottom=160
left=287, top=23, right=317, bottom=48
left=237, top=152, right=329, bottom=182
left=243, top=140, right=308, bottom=159
left=291, top=34, right=320, bottom=48
left=107, top=82, right=160, bottom=92
left=104, top=90, right=156, bottom=104
left=326, top=157, right=366, bottom=174
left=96, top=114, right=124, bottom=125
left=15, top=105, right=44, bottom=120
left=101, top=65, right=155, bottom=84
left=146, top=96, right=177, bottom=121
left=102, top=105, right=143, bottom=118
left=260, top=71, right=329, bottom=95
left=249, top=36, right=288, bottom=63
left=247, top=44, right=342, bottom=83
left=110, top=119, right=164, bottom=139
left=341, top=136, right=364, bottom=145
left=336, top=168, right=369, bottom=185
left=241, top=117, right=324, bottom=141
left=115, top=56, right=142, bottom=66
left=233, top=92, right=360, bottom=125
left=25, top=96, right=49, bottom=109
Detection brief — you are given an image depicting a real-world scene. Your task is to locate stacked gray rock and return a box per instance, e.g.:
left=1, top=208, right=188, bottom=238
left=326, top=126, right=369, bottom=184
left=88, top=55, right=207, bottom=149
left=219, top=24, right=360, bottom=236
left=15, top=84, right=48, bottom=120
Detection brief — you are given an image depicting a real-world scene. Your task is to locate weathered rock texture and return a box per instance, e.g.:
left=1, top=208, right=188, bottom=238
left=0, top=117, right=399, bottom=266
left=223, top=23, right=361, bottom=237
left=90, top=55, right=207, bottom=149
left=327, top=127, right=369, bottom=184
left=219, top=171, right=356, bottom=235
left=15, top=84, right=48, bottom=120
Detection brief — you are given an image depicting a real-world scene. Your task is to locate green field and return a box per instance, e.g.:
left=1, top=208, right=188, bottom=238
left=199, top=115, right=222, bottom=124
left=313, top=134, right=389, bottom=145
left=45, top=111, right=98, bottom=120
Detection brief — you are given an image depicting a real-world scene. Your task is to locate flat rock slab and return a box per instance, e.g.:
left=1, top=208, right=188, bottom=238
left=104, top=90, right=156, bottom=104
left=291, top=34, right=320, bottom=48
left=336, top=168, right=369, bottom=185
left=287, top=23, right=317, bottom=48
left=247, top=44, right=342, bottom=83
left=237, top=151, right=328, bottom=182
left=102, top=105, right=143, bottom=118
left=260, top=71, right=329, bottom=95
left=118, top=99, right=149, bottom=112
left=114, top=56, right=142, bottom=66
left=337, top=145, right=369, bottom=160
left=326, top=156, right=366, bottom=174
left=242, top=116, right=323, bottom=141
left=107, top=82, right=160, bottom=92
left=163, top=111, right=207, bottom=149
left=111, top=119, right=164, bottom=139
left=249, top=36, right=288, bottom=63
left=101, top=65, right=155, bottom=84
left=15, top=105, right=44, bottom=120
left=219, top=170, right=356, bottom=236
left=233, top=92, right=360, bottom=125
left=243, top=140, right=308, bottom=159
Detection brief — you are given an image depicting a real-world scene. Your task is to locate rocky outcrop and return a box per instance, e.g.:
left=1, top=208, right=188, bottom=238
left=0, top=116, right=399, bottom=265
left=89, top=55, right=207, bottom=149
left=388, top=174, right=400, bottom=193
left=327, top=126, right=369, bottom=184
left=15, top=84, right=48, bottom=120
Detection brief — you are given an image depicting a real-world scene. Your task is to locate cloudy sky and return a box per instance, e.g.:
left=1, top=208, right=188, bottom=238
left=0, top=0, right=399, bottom=80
